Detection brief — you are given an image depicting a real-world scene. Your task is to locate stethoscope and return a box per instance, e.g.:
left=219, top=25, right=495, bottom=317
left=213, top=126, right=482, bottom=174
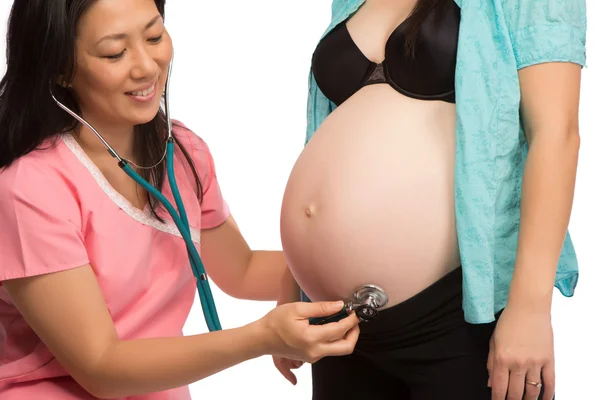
left=49, top=55, right=389, bottom=331
left=50, top=56, right=222, bottom=332
left=310, top=284, right=389, bottom=325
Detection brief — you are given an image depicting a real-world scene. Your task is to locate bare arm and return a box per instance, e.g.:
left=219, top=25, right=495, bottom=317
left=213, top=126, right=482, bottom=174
left=488, top=62, right=581, bottom=400
left=278, top=266, right=301, bottom=305
left=200, top=215, right=287, bottom=301
left=508, top=62, right=581, bottom=310
left=2, top=266, right=267, bottom=398
left=3, top=265, right=358, bottom=399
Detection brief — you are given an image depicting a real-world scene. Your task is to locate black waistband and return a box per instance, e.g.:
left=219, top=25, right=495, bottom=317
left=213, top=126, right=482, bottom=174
left=356, top=267, right=466, bottom=351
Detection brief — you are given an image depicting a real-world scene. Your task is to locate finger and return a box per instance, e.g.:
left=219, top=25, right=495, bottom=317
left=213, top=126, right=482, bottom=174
left=309, top=312, right=360, bottom=342
left=282, top=358, right=303, bottom=369
left=490, top=365, right=510, bottom=400
left=316, top=324, right=360, bottom=358
left=541, top=362, right=556, bottom=400
left=282, top=358, right=304, bottom=369
left=524, top=369, right=543, bottom=400
left=345, top=323, right=360, bottom=343
left=487, top=341, right=495, bottom=388
left=297, top=300, right=346, bottom=318
left=275, top=359, right=297, bottom=385
left=506, top=369, right=526, bottom=400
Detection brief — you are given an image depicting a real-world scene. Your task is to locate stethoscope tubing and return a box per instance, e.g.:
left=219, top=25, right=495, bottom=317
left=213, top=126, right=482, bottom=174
left=120, top=145, right=221, bottom=331
left=50, top=52, right=222, bottom=332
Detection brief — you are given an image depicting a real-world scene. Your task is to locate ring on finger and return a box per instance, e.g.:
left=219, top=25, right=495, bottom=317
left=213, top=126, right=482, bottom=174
left=526, top=380, right=542, bottom=389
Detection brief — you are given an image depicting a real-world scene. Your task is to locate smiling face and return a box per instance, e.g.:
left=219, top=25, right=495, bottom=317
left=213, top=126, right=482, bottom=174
left=69, top=0, right=173, bottom=129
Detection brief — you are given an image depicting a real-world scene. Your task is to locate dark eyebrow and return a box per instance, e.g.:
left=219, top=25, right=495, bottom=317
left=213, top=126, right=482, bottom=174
left=95, top=15, right=162, bottom=45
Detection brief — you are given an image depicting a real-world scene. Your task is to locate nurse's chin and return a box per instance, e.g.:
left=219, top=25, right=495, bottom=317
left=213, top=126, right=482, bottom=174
left=123, top=110, right=163, bottom=127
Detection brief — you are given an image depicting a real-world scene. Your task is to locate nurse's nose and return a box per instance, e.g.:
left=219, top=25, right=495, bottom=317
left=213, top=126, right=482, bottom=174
left=130, top=49, right=159, bottom=81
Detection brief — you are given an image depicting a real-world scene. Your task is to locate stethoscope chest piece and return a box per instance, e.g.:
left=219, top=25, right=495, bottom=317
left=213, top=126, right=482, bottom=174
left=308, top=284, right=389, bottom=326
left=350, top=284, right=388, bottom=322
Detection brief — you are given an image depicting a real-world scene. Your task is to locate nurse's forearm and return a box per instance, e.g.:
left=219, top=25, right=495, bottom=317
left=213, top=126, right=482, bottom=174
left=508, top=130, right=579, bottom=312
left=277, top=268, right=300, bottom=305
left=278, top=266, right=301, bottom=305
left=238, top=250, right=288, bottom=301
left=199, top=217, right=286, bottom=301
left=90, top=322, right=267, bottom=398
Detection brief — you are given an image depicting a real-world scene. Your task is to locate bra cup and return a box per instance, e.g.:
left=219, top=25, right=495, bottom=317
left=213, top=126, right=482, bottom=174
left=312, top=3, right=460, bottom=105
left=385, top=5, right=459, bottom=99
left=312, top=23, right=373, bottom=106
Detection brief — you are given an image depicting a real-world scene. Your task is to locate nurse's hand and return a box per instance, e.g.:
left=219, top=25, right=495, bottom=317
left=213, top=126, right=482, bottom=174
left=260, top=301, right=359, bottom=381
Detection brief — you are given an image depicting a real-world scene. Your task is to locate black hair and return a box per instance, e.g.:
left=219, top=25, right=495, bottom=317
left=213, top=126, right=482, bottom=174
left=405, top=0, right=453, bottom=57
left=0, top=0, right=202, bottom=219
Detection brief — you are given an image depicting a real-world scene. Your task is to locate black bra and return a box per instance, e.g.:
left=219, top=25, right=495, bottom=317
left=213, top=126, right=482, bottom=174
left=311, top=4, right=460, bottom=106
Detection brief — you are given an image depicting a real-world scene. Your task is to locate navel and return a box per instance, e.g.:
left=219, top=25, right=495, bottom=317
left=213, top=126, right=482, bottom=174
left=305, top=204, right=317, bottom=218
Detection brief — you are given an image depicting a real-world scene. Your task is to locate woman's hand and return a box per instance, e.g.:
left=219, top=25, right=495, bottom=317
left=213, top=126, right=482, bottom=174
left=273, top=356, right=304, bottom=385
left=259, top=301, right=360, bottom=383
left=487, top=304, right=554, bottom=400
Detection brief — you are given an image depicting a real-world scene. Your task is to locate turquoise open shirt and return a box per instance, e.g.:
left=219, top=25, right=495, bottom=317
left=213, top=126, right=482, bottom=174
left=303, top=0, right=587, bottom=324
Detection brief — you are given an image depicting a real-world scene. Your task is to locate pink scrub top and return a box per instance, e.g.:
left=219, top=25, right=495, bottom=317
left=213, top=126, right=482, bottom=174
left=0, top=122, right=230, bottom=399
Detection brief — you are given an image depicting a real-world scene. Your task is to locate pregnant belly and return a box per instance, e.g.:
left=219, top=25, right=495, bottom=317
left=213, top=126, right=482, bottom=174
left=280, top=85, right=461, bottom=308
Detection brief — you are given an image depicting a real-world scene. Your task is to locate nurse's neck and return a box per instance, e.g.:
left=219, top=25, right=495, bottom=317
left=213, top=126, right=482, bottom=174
left=73, top=118, right=136, bottom=163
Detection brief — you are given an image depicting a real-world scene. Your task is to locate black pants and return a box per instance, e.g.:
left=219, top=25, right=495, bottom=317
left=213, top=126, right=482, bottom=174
left=312, top=267, right=549, bottom=400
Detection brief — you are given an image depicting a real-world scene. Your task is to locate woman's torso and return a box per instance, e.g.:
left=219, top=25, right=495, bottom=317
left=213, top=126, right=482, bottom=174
left=280, top=0, right=462, bottom=307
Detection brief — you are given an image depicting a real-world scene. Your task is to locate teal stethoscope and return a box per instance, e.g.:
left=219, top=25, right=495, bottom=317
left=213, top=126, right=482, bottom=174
left=50, top=56, right=222, bottom=332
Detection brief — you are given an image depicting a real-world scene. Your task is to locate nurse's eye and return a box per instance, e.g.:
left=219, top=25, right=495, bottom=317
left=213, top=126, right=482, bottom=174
left=148, top=34, right=163, bottom=43
left=104, top=50, right=126, bottom=60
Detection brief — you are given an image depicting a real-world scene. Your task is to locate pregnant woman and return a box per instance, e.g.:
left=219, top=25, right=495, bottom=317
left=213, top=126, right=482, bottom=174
left=275, top=0, right=586, bottom=399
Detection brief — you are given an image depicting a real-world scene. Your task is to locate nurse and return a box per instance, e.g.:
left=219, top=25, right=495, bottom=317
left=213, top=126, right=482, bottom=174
left=275, top=0, right=585, bottom=399
left=0, top=1, right=359, bottom=399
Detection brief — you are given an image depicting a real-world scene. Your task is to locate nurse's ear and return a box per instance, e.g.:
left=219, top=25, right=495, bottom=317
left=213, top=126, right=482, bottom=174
left=56, top=75, right=72, bottom=88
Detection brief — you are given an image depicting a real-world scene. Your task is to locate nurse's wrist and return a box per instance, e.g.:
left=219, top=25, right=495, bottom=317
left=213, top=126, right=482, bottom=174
left=244, top=320, right=272, bottom=358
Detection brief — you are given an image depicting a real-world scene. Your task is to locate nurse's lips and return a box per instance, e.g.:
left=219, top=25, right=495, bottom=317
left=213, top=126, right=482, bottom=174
left=126, top=81, right=158, bottom=103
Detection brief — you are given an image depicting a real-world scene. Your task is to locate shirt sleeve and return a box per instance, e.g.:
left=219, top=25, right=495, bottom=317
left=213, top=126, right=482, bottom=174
left=501, top=0, right=587, bottom=70
left=180, top=127, right=230, bottom=230
left=0, top=161, right=90, bottom=282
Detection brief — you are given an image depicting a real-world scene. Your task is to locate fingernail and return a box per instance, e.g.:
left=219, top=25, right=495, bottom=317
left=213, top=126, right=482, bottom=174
left=333, top=301, right=344, bottom=308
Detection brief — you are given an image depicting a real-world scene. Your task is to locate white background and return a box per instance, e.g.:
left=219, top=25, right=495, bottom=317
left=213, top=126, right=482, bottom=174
left=1, top=1, right=598, bottom=399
